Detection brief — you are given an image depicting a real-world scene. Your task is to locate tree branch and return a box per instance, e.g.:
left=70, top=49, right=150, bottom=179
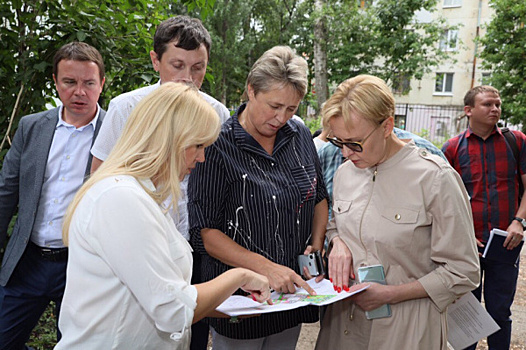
left=1, top=84, right=24, bottom=151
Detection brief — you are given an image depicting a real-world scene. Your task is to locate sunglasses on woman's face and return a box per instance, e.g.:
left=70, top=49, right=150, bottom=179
left=327, top=122, right=383, bottom=153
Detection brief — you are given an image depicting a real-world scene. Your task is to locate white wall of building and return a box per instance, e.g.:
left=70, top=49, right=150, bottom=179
left=395, top=0, right=493, bottom=106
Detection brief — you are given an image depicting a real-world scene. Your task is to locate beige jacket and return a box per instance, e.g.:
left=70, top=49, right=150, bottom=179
left=316, top=142, right=480, bottom=350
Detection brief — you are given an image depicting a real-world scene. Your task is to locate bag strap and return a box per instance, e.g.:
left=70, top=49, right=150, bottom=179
left=501, top=127, right=524, bottom=201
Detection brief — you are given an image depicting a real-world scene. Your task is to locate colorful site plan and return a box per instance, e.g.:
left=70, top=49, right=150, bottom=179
left=216, top=278, right=369, bottom=317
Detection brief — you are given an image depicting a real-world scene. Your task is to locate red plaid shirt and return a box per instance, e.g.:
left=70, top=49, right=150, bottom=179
left=442, top=126, right=526, bottom=242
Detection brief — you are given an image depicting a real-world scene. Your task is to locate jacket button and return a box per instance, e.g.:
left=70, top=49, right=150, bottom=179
left=395, top=214, right=401, bottom=220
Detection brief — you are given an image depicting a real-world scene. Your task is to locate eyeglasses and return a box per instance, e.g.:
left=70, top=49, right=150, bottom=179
left=327, top=122, right=383, bottom=153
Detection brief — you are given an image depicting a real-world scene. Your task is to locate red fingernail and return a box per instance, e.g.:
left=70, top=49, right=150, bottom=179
left=337, top=287, right=342, bottom=293
left=252, top=295, right=256, bottom=301
left=333, top=284, right=337, bottom=291
left=330, top=278, right=333, bottom=283
left=343, top=285, right=349, bottom=292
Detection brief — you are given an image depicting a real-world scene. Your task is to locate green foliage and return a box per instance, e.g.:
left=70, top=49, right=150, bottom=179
left=28, top=304, right=57, bottom=350
left=305, top=117, right=322, bottom=134
left=199, top=0, right=257, bottom=106
left=480, top=0, right=526, bottom=128
left=415, top=127, right=449, bottom=149
left=183, top=0, right=217, bottom=18
left=199, top=0, right=307, bottom=107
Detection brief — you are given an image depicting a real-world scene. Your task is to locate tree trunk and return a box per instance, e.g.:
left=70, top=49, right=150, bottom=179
left=313, top=0, right=328, bottom=114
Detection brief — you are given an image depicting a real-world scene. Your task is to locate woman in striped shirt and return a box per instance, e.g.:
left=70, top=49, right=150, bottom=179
left=188, top=46, right=329, bottom=349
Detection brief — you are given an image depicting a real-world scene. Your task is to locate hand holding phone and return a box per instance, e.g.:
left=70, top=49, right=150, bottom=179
left=357, top=265, right=392, bottom=319
left=298, top=251, right=325, bottom=277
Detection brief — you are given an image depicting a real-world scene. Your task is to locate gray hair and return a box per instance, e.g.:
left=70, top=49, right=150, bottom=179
left=243, top=46, right=308, bottom=101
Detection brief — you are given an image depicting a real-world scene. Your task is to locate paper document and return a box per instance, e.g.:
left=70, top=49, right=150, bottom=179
left=447, top=292, right=500, bottom=350
left=216, top=278, right=369, bottom=317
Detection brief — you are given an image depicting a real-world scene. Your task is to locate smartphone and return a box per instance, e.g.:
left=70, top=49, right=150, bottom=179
left=298, top=251, right=325, bottom=277
left=357, top=265, right=392, bottom=319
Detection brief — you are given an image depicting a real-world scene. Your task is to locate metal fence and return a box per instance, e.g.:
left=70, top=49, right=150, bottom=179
left=394, top=104, right=466, bottom=146
left=394, top=103, right=522, bottom=147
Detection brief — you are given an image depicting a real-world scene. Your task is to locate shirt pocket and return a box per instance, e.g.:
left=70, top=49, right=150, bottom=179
left=378, top=206, right=419, bottom=247
left=333, top=199, right=352, bottom=215
left=289, top=163, right=317, bottom=202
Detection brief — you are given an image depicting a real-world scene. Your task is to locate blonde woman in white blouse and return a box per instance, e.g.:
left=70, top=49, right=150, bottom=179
left=55, top=83, right=270, bottom=350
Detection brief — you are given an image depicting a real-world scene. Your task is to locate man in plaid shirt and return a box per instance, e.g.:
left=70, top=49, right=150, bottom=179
left=442, top=85, right=526, bottom=350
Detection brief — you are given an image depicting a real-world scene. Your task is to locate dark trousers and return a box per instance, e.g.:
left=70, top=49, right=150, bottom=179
left=190, top=251, right=209, bottom=350
left=465, top=255, right=519, bottom=350
left=0, top=243, right=67, bottom=350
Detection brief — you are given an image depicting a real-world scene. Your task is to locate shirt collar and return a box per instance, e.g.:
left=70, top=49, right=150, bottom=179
left=56, top=104, right=101, bottom=130
left=466, top=124, right=502, bottom=141
left=231, top=103, right=299, bottom=146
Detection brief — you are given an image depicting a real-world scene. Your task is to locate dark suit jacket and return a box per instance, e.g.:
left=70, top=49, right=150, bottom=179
left=0, top=107, right=105, bottom=286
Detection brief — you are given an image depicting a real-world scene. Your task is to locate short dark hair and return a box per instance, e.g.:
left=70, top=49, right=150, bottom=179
left=53, top=42, right=105, bottom=83
left=464, top=85, right=500, bottom=107
left=153, top=15, right=211, bottom=61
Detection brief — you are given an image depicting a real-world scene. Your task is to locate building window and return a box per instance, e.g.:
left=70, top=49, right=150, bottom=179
left=392, top=74, right=411, bottom=95
left=443, top=0, right=462, bottom=8
left=435, top=73, right=454, bottom=94
left=440, top=29, right=458, bottom=51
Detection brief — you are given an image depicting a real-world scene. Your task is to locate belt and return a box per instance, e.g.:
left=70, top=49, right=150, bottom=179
left=31, top=242, right=68, bottom=262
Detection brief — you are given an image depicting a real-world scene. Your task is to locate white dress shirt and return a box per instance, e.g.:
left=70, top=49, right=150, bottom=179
left=55, top=175, right=197, bottom=349
left=31, top=105, right=99, bottom=248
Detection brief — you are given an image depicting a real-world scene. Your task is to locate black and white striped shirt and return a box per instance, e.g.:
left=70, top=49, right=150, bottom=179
left=188, top=104, right=328, bottom=339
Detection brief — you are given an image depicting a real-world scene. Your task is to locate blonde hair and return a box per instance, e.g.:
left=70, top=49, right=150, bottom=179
left=62, top=82, right=220, bottom=244
left=242, top=45, right=308, bottom=101
left=322, top=75, right=395, bottom=129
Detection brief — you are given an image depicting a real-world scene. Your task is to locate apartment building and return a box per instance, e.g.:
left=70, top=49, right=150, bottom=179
left=393, top=0, right=496, bottom=143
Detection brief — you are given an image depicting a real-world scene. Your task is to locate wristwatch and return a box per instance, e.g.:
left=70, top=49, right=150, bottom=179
left=513, top=217, right=526, bottom=230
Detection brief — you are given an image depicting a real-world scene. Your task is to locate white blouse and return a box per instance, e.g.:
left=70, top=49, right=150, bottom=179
left=55, top=176, right=197, bottom=350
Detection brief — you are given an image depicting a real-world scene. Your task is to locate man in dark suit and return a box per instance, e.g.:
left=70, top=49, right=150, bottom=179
left=0, top=42, right=106, bottom=349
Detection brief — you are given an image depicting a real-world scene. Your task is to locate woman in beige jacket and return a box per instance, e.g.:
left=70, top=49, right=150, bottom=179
left=315, top=75, right=480, bottom=350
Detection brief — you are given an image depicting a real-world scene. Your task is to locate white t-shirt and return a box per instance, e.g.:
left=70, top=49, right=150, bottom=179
left=91, top=82, right=230, bottom=161
left=90, top=82, right=230, bottom=239
left=56, top=176, right=197, bottom=349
